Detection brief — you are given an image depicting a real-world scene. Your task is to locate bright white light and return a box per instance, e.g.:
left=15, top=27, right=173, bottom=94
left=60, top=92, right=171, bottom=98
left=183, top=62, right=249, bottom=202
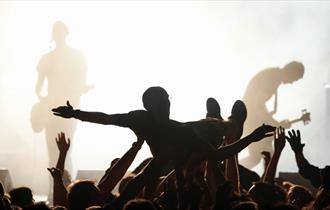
left=1, top=1, right=329, bottom=195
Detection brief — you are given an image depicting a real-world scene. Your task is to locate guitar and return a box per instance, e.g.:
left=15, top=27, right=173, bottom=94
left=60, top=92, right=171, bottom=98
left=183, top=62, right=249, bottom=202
left=289, top=109, right=311, bottom=125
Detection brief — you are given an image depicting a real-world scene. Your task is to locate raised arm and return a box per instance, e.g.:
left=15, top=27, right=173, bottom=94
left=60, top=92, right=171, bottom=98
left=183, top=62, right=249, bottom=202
left=47, top=132, right=71, bottom=207
left=98, top=136, right=144, bottom=200
left=216, top=124, right=276, bottom=162
left=48, top=167, right=68, bottom=207
left=263, top=127, right=285, bottom=183
left=55, top=132, right=70, bottom=171
left=286, top=129, right=322, bottom=188
left=52, top=101, right=129, bottom=125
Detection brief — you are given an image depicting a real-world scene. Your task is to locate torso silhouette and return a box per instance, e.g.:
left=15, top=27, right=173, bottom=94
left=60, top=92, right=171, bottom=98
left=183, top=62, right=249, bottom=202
left=241, top=68, right=282, bottom=169
left=37, top=46, right=87, bottom=106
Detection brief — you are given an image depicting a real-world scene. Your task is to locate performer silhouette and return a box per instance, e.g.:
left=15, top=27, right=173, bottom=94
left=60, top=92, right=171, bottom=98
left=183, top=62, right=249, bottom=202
left=241, top=61, right=305, bottom=169
left=31, top=21, right=91, bottom=173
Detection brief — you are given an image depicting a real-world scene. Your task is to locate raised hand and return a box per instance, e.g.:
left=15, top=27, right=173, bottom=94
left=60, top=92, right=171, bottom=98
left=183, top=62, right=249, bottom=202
left=56, top=132, right=70, bottom=153
left=249, top=124, right=276, bottom=142
left=274, top=127, right=286, bottom=153
left=52, top=101, right=75, bottom=118
left=286, top=129, right=305, bottom=153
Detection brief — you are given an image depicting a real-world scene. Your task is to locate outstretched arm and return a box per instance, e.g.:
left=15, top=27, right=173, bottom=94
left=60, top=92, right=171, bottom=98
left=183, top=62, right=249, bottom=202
left=216, top=124, right=276, bottom=162
left=286, top=129, right=322, bottom=188
left=98, top=136, right=144, bottom=200
left=263, top=127, right=285, bottom=183
left=52, top=101, right=130, bottom=125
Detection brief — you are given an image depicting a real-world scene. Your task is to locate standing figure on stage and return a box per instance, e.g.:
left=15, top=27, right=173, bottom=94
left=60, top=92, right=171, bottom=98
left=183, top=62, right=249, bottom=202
left=31, top=21, right=91, bottom=173
left=240, top=61, right=307, bottom=170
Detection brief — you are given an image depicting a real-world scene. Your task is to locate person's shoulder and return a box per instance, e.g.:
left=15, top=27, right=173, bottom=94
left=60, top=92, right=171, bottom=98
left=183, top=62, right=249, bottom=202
left=128, top=110, right=150, bottom=119
left=37, top=51, right=54, bottom=70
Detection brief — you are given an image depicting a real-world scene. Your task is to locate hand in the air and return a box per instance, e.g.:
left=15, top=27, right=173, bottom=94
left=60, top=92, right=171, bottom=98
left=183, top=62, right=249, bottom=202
left=249, top=124, right=276, bottom=142
left=52, top=101, right=74, bottom=118
left=274, top=127, right=286, bottom=153
left=56, top=132, right=70, bottom=153
left=285, top=129, right=305, bottom=153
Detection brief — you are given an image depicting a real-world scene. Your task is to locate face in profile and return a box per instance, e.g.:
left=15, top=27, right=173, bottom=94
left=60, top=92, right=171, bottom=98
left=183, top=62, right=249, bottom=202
left=281, top=61, right=304, bottom=84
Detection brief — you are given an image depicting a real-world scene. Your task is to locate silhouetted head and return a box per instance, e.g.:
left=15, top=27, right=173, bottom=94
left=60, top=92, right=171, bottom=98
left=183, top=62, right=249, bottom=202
left=67, top=180, right=101, bottom=210
left=231, top=201, right=258, bottom=210
left=280, top=61, right=304, bottom=84
left=123, top=199, right=156, bottom=210
left=52, top=21, right=69, bottom=45
left=287, top=185, right=313, bottom=209
left=142, top=86, right=170, bottom=122
left=206, top=97, right=222, bottom=119
left=9, top=187, right=34, bottom=208
left=248, top=182, right=287, bottom=209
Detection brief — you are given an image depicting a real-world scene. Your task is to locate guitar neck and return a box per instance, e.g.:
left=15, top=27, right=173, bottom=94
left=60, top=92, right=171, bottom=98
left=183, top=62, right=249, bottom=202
left=289, top=118, right=301, bottom=124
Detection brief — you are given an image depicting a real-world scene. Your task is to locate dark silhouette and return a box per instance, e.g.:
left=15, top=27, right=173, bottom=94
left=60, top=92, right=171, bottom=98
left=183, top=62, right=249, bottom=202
left=31, top=21, right=91, bottom=174
left=52, top=86, right=275, bottom=209
left=286, top=129, right=329, bottom=189
left=241, top=61, right=306, bottom=169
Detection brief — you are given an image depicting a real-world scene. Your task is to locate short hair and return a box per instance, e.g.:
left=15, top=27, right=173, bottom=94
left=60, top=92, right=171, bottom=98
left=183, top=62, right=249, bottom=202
left=67, top=180, right=101, bottom=210
left=231, top=201, right=258, bottom=210
left=142, top=86, right=168, bottom=111
left=9, top=186, right=34, bottom=208
left=123, top=199, right=156, bottom=210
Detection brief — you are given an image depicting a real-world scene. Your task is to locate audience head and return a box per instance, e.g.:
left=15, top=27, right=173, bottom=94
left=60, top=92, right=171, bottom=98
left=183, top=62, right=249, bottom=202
left=67, top=180, right=101, bottom=210
left=280, top=61, right=304, bottom=84
left=142, top=87, right=170, bottom=122
left=287, top=185, right=313, bottom=209
left=9, top=186, right=34, bottom=208
left=123, top=199, right=156, bottom=210
left=231, top=201, right=259, bottom=210
left=248, top=182, right=287, bottom=210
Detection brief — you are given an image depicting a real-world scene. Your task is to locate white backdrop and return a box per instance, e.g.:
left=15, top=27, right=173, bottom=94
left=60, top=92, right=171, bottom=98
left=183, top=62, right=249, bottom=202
left=0, top=1, right=329, bottom=195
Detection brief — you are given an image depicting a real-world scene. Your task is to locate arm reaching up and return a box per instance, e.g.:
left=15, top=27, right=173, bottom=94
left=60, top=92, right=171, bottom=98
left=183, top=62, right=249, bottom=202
left=98, top=136, right=144, bottom=200
left=263, top=127, right=285, bottom=183
left=48, top=167, right=68, bottom=207
left=286, top=129, right=322, bottom=188
left=55, top=132, right=70, bottom=171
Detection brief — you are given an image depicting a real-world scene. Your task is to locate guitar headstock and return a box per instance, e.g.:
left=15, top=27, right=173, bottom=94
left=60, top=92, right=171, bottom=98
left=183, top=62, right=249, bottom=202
left=300, top=109, right=311, bottom=125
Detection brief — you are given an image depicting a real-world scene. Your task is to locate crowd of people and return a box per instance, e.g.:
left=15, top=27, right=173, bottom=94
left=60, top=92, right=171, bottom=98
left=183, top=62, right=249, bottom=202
left=1, top=86, right=329, bottom=210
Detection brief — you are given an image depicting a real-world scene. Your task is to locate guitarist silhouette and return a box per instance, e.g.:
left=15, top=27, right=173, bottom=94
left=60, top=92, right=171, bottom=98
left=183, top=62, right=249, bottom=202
left=241, top=61, right=309, bottom=170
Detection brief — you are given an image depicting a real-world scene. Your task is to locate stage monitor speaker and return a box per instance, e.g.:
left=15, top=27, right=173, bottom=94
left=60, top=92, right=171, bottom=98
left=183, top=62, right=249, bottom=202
left=0, top=169, right=13, bottom=192
left=75, top=170, right=105, bottom=183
